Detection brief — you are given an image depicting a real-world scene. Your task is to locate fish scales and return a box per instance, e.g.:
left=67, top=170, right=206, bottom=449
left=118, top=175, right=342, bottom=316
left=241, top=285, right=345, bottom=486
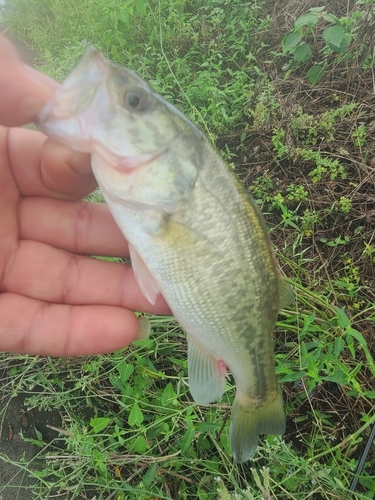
left=37, top=47, right=293, bottom=463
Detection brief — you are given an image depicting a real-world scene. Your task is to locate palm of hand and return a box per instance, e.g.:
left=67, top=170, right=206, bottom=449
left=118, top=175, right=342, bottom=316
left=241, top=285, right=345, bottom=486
left=0, top=36, right=169, bottom=355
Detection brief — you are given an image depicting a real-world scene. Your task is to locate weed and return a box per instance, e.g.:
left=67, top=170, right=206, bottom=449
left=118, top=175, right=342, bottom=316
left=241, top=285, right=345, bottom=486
left=352, top=123, right=367, bottom=148
left=272, top=128, right=288, bottom=158
left=249, top=170, right=274, bottom=206
left=338, top=196, right=353, bottom=214
left=286, top=184, right=309, bottom=203
left=363, top=242, right=375, bottom=262
left=281, top=6, right=357, bottom=83
left=291, top=103, right=358, bottom=145
left=301, top=209, right=322, bottom=237
left=299, top=149, right=347, bottom=182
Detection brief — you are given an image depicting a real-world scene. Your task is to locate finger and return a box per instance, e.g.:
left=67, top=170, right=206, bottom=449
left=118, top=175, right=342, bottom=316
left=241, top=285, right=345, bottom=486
left=4, top=240, right=170, bottom=315
left=0, top=293, right=148, bottom=356
left=0, top=34, right=58, bottom=126
left=7, top=127, right=95, bottom=200
left=19, top=198, right=128, bottom=256
left=40, top=138, right=95, bottom=197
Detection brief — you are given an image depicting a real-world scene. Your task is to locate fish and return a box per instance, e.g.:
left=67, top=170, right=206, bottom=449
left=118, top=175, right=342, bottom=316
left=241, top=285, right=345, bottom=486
left=36, top=47, right=294, bottom=463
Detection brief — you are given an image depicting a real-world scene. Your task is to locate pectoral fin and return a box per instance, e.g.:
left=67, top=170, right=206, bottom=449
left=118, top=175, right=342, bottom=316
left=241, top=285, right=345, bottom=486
left=278, top=276, right=294, bottom=309
left=129, top=244, right=160, bottom=305
left=187, top=335, right=227, bottom=405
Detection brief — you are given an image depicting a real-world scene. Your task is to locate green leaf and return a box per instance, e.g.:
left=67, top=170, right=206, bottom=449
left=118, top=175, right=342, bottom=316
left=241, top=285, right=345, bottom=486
left=127, top=435, right=147, bottom=454
left=322, top=25, right=345, bottom=49
left=294, top=12, right=320, bottom=30
left=282, top=31, right=302, bottom=54
left=160, top=382, right=177, bottom=407
left=346, top=327, right=368, bottom=348
left=196, top=422, right=220, bottom=432
left=118, top=361, right=134, bottom=385
left=142, top=463, right=157, bottom=487
left=307, top=65, right=324, bottom=85
left=334, top=337, right=345, bottom=357
left=90, top=417, right=112, bottom=433
left=293, top=43, right=312, bottom=62
left=128, top=403, right=144, bottom=427
left=135, top=0, right=147, bottom=15
left=323, top=13, right=338, bottom=23
left=279, top=370, right=308, bottom=383
left=117, top=9, right=129, bottom=24
left=181, top=425, right=195, bottom=454
left=323, top=372, right=348, bottom=384
left=335, top=307, right=350, bottom=328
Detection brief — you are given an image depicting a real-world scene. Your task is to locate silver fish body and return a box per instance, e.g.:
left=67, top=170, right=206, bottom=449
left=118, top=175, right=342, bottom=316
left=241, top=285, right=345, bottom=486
left=37, top=47, right=293, bottom=463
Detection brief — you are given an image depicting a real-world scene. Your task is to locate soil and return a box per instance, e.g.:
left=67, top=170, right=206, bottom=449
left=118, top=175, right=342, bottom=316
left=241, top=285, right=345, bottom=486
left=0, top=390, right=63, bottom=500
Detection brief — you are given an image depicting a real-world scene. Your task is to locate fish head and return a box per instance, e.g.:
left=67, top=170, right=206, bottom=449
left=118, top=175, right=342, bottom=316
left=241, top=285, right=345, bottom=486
left=37, top=46, right=206, bottom=211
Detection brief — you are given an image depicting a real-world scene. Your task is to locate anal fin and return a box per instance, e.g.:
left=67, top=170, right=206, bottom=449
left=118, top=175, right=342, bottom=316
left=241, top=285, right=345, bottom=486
left=187, top=335, right=226, bottom=405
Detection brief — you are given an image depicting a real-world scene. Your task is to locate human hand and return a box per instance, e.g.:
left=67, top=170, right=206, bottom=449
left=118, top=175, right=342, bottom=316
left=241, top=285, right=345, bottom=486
left=0, top=34, right=170, bottom=356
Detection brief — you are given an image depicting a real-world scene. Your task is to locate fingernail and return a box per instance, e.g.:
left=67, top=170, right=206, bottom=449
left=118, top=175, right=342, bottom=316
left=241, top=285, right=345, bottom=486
left=135, top=316, right=151, bottom=340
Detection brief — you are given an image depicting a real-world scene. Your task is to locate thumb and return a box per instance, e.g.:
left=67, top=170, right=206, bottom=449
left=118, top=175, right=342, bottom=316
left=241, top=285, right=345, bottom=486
left=0, top=33, right=58, bottom=126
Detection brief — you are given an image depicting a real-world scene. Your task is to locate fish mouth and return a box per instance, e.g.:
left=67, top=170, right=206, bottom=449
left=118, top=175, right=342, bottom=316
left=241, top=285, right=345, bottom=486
left=93, top=143, right=168, bottom=173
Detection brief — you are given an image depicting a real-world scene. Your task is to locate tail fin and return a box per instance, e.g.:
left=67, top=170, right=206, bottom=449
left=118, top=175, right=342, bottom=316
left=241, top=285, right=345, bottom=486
left=230, top=386, right=286, bottom=463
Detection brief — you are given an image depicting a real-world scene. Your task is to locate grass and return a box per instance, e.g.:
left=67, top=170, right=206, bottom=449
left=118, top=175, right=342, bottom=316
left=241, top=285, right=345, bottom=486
left=1, top=0, right=375, bottom=498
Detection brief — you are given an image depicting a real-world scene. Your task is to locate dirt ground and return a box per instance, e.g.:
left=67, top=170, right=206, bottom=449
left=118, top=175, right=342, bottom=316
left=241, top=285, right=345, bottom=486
left=0, top=390, right=64, bottom=500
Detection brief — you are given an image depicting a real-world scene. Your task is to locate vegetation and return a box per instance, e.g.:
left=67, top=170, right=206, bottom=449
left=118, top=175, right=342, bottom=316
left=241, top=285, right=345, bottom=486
left=1, top=0, right=375, bottom=498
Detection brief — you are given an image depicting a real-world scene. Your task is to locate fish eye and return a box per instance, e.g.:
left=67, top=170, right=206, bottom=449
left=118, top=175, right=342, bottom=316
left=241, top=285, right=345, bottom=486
left=123, top=87, right=150, bottom=112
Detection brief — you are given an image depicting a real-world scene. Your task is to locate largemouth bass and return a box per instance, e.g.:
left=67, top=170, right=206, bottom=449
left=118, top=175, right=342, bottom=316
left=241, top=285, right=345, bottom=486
left=37, top=47, right=293, bottom=463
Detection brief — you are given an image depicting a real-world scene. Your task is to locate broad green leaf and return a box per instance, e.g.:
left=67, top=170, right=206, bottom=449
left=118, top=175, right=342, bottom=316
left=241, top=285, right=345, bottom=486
left=128, top=403, right=144, bottom=427
left=335, top=307, right=350, bottom=328
left=282, top=31, right=302, bottom=54
left=90, top=417, right=112, bottom=433
left=307, top=65, right=324, bottom=85
left=135, top=0, right=147, bottom=15
left=127, top=435, right=147, bottom=454
left=118, top=361, right=134, bottom=385
left=160, top=382, right=177, bottom=407
left=196, top=422, right=220, bottom=432
left=293, top=43, right=312, bottom=62
left=323, top=13, right=338, bottom=23
left=142, top=463, right=157, bottom=487
left=117, top=9, right=129, bottom=24
left=310, top=6, right=326, bottom=13
left=347, top=327, right=368, bottom=347
left=109, top=373, right=122, bottom=391
left=322, top=25, right=345, bottom=49
left=334, top=337, right=346, bottom=357
left=294, top=12, right=320, bottom=30
left=181, top=426, right=195, bottom=454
